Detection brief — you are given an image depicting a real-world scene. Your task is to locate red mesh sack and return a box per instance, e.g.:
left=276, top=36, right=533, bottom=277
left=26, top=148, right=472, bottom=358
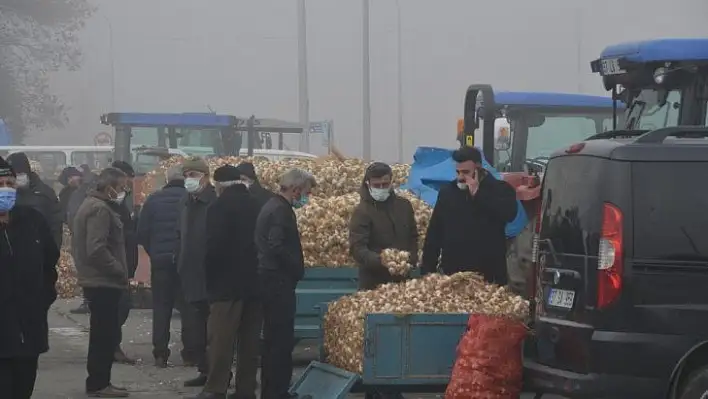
left=445, top=314, right=528, bottom=399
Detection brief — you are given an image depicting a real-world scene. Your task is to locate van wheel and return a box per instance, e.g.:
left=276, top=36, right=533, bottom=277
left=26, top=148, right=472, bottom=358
left=679, top=367, right=708, bottom=399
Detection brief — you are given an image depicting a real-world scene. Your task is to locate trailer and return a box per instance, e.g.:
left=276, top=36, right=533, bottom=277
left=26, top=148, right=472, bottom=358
left=294, top=267, right=358, bottom=342
left=291, top=304, right=468, bottom=398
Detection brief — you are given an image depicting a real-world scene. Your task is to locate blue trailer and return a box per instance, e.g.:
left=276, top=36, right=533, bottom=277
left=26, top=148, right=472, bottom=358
left=291, top=304, right=469, bottom=398
left=294, top=268, right=358, bottom=341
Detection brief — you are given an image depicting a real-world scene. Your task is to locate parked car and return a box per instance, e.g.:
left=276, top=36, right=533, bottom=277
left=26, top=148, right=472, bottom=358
left=524, top=127, right=708, bottom=399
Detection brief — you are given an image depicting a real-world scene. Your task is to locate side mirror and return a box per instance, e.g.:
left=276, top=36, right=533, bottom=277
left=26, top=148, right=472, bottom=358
left=495, top=135, right=511, bottom=151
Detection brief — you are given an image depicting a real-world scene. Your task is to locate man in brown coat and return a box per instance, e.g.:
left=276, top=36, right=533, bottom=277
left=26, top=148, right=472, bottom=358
left=72, top=167, right=130, bottom=398
left=349, top=162, right=418, bottom=290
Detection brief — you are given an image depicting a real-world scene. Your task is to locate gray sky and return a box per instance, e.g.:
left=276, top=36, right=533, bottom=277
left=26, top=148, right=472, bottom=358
left=33, top=0, right=708, bottom=161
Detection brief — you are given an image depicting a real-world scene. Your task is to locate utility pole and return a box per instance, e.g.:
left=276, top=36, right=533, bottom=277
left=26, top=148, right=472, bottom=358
left=297, top=0, right=311, bottom=153
left=395, top=0, right=403, bottom=163
left=103, top=15, right=116, bottom=111
left=362, top=0, right=372, bottom=161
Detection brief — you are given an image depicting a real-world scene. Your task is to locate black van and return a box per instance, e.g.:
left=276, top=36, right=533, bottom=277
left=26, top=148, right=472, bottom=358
left=524, top=127, right=708, bottom=399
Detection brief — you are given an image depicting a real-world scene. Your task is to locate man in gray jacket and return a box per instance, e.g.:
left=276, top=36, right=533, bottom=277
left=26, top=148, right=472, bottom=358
left=72, top=167, right=130, bottom=398
left=177, top=157, right=217, bottom=388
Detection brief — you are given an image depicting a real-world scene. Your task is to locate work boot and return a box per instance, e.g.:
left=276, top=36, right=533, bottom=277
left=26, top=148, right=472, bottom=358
left=183, top=373, right=208, bottom=387
left=154, top=356, right=168, bottom=368
left=114, top=348, right=137, bottom=365
left=70, top=301, right=90, bottom=314
left=86, top=385, right=130, bottom=397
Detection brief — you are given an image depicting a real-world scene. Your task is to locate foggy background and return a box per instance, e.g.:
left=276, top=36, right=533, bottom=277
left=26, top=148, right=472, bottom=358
left=30, top=0, right=708, bottom=162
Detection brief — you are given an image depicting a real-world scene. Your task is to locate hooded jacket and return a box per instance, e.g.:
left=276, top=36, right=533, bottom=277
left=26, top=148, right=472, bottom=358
left=349, top=179, right=419, bottom=290
left=421, top=175, right=517, bottom=284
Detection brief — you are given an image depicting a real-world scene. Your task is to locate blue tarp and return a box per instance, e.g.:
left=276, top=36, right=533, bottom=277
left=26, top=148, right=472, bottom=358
left=402, top=146, right=528, bottom=238
left=0, top=119, right=11, bottom=145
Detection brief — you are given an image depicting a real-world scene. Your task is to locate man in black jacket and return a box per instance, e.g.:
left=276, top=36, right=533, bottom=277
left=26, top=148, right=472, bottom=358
left=136, top=165, right=188, bottom=368
left=193, top=165, right=261, bottom=399
left=178, top=157, right=217, bottom=387
left=0, top=156, right=59, bottom=399
left=421, top=147, right=517, bottom=284
left=107, top=160, right=139, bottom=365
left=255, top=168, right=316, bottom=399
left=6, top=152, right=63, bottom=249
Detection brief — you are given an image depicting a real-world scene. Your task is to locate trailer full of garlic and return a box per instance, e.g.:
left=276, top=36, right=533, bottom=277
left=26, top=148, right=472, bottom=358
left=322, top=272, right=530, bottom=374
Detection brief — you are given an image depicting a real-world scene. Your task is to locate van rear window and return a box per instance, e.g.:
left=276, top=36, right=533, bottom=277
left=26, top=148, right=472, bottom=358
left=540, top=156, right=604, bottom=255
left=633, top=163, right=708, bottom=260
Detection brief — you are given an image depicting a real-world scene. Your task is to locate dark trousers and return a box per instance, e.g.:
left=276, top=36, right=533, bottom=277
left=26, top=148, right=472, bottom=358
left=117, top=289, right=131, bottom=350
left=151, top=263, right=187, bottom=359
left=204, top=299, right=262, bottom=395
left=0, top=356, right=39, bottom=399
left=84, top=287, right=122, bottom=392
left=260, top=274, right=296, bottom=399
left=181, top=300, right=210, bottom=373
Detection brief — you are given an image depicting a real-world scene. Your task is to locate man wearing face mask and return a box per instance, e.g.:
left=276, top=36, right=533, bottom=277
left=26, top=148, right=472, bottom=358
left=236, top=161, right=274, bottom=209
left=421, top=147, right=517, bottom=284
left=6, top=152, right=63, bottom=249
left=72, top=167, right=130, bottom=397
left=0, top=156, right=60, bottom=399
left=177, top=156, right=217, bottom=387
left=106, top=161, right=139, bottom=365
left=255, top=168, right=316, bottom=399
left=349, top=162, right=418, bottom=290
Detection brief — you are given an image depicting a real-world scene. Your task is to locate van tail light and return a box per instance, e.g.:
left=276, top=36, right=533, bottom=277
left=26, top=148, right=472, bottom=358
left=597, top=203, right=624, bottom=309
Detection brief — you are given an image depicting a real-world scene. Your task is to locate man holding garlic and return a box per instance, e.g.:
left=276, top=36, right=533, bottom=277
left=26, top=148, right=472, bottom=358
left=421, top=146, right=517, bottom=284
left=349, top=162, right=419, bottom=291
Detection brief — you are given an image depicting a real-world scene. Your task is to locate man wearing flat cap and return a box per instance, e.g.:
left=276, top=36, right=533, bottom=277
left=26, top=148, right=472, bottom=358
left=0, top=156, right=59, bottom=398
left=192, top=165, right=261, bottom=399
left=177, top=156, right=217, bottom=387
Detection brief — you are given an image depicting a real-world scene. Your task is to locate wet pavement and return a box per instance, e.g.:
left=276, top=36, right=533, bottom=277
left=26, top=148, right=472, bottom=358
left=36, top=298, right=564, bottom=398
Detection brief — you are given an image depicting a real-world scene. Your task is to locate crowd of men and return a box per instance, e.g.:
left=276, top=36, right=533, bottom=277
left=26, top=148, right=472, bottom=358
left=0, top=145, right=522, bottom=399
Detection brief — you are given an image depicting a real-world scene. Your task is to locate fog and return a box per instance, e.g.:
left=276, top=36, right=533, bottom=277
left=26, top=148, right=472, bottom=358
left=31, top=0, right=708, bottom=162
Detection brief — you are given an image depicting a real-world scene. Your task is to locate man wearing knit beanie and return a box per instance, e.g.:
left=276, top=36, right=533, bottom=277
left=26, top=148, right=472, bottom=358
left=193, top=164, right=261, bottom=398
left=0, top=155, right=60, bottom=397
left=6, top=152, right=63, bottom=248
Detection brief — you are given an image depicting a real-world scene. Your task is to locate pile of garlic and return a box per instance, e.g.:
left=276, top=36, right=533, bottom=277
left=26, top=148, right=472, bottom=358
left=380, top=249, right=412, bottom=276
left=322, top=272, right=530, bottom=374
left=139, top=156, right=411, bottom=202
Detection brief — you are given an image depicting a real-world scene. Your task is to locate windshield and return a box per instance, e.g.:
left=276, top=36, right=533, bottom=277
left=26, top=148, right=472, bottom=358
left=129, top=126, right=224, bottom=156
left=132, top=153, right=166, bottom=175
left=625, top=89, right=681, bottom=130
left=498, top=112, right=613, bottom=169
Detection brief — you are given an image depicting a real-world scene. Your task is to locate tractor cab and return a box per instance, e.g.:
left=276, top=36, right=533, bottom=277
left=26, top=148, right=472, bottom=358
left=590, top=38, right=708, bottom=131
left=461, top=86, right=619, bottom=176
left=100, top=113, right=307, bottom=163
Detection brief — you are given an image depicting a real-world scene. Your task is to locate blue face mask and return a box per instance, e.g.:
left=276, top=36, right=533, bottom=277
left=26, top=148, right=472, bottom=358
left=0, top=187, right=17, bottom=212
left=292, top=194, right=309, bottom=209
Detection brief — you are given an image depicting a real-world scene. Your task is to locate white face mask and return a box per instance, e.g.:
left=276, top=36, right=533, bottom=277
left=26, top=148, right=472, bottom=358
left=457, top=182, right=468, bottom=190
left=16, top=173, right=29, bottom=187
left=185, top=177, right=202, bottom=193
left=369, top=187, right=390, bottom=202
left=113, top=191, right=126, bottom=204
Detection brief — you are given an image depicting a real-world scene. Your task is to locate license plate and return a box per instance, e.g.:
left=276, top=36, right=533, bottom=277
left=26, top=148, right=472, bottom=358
left=600, top=58, right=625, bottom=76
left=547, top=288, right=575, bottom=309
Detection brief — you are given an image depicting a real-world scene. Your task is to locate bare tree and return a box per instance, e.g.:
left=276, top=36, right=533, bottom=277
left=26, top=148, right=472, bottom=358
left=0, top=0, right=94, bottom=142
